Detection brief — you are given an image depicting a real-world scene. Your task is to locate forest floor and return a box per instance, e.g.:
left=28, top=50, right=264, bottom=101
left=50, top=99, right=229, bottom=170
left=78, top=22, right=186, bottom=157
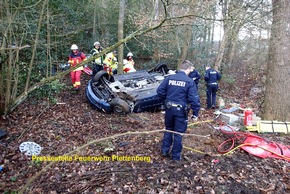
left=0, top=72, right=290, bottom=194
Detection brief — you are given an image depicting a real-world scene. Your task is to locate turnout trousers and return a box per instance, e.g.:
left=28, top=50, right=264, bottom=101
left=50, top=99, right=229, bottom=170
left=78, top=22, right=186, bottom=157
left=70, top=70, right=82, bottom=89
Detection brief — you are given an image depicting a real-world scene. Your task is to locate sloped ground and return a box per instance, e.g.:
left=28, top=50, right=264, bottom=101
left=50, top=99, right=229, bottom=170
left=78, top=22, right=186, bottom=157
left=0, top=74, right=290, bottom=194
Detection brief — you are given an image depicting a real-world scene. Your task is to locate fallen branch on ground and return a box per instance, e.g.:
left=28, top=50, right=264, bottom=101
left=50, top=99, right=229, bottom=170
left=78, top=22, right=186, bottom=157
left=19, top=128, right=209, bottom=193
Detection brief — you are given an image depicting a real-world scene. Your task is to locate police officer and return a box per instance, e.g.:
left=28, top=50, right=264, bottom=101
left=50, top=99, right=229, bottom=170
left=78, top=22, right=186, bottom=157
left=204, top=64, right=221, bottom=109
left=157, top=60, right=200, bottom=161
left=188, top=66, right=201, bottom=90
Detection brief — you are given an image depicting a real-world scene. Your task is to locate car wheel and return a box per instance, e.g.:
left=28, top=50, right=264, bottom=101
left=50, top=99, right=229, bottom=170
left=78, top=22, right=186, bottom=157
left=154, top=62, right=169, bottom=75
left=110, top=98, right=131, bottom=114
left=92, top=70, right=110, bottom=83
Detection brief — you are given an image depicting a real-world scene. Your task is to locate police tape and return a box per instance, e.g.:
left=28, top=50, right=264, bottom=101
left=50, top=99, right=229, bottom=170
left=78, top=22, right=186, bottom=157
left=183, top=146, right=205, bottom=154
left=188, top=119, right=214, bottom=127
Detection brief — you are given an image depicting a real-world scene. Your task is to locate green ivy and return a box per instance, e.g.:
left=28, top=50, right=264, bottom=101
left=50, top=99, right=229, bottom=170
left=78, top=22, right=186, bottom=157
left=29, top=79, right=66, bottom=103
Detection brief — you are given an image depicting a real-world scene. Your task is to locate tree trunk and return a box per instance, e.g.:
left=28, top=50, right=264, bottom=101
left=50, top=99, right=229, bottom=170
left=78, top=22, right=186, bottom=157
left=152, top=0, right=159, bottom=20
left=24, top=0, right=47, bottom=93
left=170, top=6, right=181, bottom=56
left=3, top=0, right=14, bottom=115
left=93, top=0, right=97, bottom=40
left=5, top=38, right=13, bottom=114
left=214, top=0, right=231, bottom=71
left=222, top=23, right=241, bottom=75
left=263, top=1, right=290, bottom=121
left=214, top=28, right=229, bottom=70
left=178, top=27, right=192, bottom=67
left=46, top=0, right=52, bottom=77
left=117, top=0, right=125, bottom=74
left=214, top=0, right=244, bottom=72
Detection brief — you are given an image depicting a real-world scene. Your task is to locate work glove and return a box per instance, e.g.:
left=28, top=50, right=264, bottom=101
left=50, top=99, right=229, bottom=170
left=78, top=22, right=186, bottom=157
left=191, top=115, right=198, bottom=121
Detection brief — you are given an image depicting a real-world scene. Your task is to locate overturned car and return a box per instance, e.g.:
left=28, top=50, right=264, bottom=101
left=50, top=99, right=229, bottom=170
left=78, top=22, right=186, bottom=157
left=86, top=63, right=173, bottom=114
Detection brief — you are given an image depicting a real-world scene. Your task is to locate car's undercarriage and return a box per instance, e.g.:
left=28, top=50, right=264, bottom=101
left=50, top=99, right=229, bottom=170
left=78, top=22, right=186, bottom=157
left=86, top=63, right=172, bottom=114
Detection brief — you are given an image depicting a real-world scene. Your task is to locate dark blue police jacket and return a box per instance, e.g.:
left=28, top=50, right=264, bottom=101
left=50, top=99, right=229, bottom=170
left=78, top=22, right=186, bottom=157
left=204, top=68, right=221, bottom=84
left=157, top=71, right=200, bottom=117
left=188, top=69, right=201, bottom=85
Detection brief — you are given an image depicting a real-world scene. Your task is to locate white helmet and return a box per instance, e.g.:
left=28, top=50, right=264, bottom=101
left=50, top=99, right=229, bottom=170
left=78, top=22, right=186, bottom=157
left=70, top=44, right=78, bottom=50
left=94, top=41, right=100, bottom=46
left=127, top=52, right=133, bottom=57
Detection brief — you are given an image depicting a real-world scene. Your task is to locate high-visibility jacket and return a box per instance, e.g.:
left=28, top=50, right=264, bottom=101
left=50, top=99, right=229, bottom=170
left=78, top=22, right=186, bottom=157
left=111, top=62, right=118, bottom=70
left=103, top=52, right=115, bottom=67
left=68, top=51, right=86, bottom=71
left=90, top=48, right=102, bottom=65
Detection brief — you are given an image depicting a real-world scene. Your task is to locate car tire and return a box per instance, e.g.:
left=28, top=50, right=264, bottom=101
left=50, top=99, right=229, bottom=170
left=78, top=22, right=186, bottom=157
left=92, top=70, right=110, bottom=83
left=110, top=98, right=131, bottom=114
left=154, top=62, right=169, bottom=74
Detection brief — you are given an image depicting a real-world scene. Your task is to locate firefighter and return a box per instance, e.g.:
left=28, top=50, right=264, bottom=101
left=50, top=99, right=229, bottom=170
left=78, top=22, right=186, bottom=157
left=126, top=52, right=135, bottom=67
left=157, top=60, right=200, bottom=161
left=188, top=66, right=201, bottom=90
left=103, top=51, right=117, bottom=75
left=204, top=64, right=221, bottom=109
left=90, top=41, right=103, bottom=77
left=123, top=52, right=136, bottom=73
left=68, top=44, right=87, bottom=91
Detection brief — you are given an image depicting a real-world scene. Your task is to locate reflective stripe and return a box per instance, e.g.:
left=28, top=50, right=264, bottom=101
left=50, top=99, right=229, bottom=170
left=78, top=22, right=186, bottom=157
left=75, top=66, right=84, bottom=71
left=171, top=103, right=182, bottom=108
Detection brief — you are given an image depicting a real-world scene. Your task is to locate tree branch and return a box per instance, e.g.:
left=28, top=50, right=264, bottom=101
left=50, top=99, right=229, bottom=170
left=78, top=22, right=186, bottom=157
left=19, top=128, right=209, bottom=193
left=0, top=45, right=31, bottom=51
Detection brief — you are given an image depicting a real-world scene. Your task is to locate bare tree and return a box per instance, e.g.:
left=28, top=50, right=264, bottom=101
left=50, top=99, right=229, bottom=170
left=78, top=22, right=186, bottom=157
left=263, top=0, right=290, bottom=121
left=24, top=0, right=47, bottom=93
left=0, top=1, right=33, bottom=115
left=214, top=0, right=243, bottom=71
left=214, top=0, right=271, bottom=72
